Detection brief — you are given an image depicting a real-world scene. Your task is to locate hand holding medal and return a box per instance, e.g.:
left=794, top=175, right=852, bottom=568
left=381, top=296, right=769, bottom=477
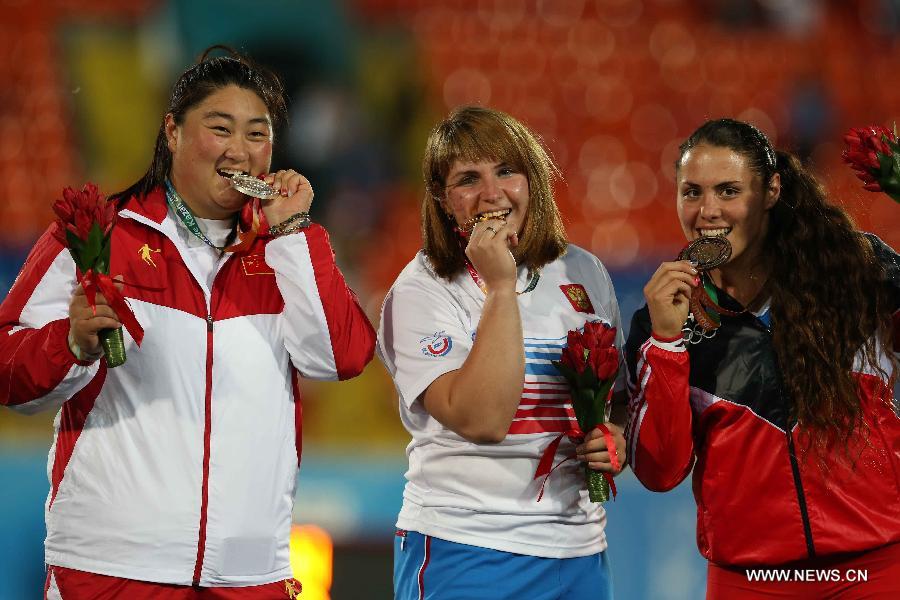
left=643, top=235, right=743, bottom=340
left=218, top=168, right=314, bottom=237
left=461, top=209, right=524, bottom=296
left=677, top=236, right=743, bottom=332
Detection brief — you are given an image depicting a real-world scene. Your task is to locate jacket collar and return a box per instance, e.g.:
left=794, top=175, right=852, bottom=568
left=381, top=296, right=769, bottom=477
left=119, top=185, right=262, bottom=231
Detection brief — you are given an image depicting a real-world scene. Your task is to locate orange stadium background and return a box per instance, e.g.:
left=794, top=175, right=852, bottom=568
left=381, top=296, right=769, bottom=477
left=0, top=1, right=898, bottom=598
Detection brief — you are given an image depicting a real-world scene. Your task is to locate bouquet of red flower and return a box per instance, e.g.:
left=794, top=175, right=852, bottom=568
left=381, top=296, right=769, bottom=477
left=552, top=321, right=620, bottom=502
left=52, top=183, right=144, bottom=367
left=842, top=124, right=900, bottom=202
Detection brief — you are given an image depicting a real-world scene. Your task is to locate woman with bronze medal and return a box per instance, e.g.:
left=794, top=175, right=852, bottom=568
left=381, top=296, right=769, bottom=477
left=0, top=46, right=375, bottom=598
left=377, top=106, right=627, bottom=599
left=625, top=118, right=900, bottom=598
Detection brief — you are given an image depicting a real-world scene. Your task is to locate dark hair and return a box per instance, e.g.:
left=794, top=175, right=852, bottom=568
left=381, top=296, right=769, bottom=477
left=111, top=45, right=287, bottom=203
left=678, top=118, right=895, bottom=455
left=421, top=106, right=567, bottom=279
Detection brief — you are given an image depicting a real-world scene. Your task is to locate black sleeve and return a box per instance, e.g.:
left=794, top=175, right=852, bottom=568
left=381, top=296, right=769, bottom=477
left=625, top=305, right=654, bottom=387
left=864, top=233, right=900, bottom=311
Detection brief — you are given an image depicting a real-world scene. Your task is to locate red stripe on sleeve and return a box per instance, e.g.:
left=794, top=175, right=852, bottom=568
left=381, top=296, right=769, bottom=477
left=0, top=226, right=81, bottom=407
left=49, top=364, right=106, bottom=509
left=302, top=225, right=375, bottom=380
left=629, top=339, right=695, bottom=492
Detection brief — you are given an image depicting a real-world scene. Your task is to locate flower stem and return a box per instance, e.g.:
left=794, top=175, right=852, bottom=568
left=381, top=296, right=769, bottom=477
left=100, top=327, right=126, bottom=368
left=585, top=464, right=610, bottom=503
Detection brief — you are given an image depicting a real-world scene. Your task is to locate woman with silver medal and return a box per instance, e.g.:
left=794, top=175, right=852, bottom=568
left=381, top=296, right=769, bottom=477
left=0, top=45, right=375, bottom=599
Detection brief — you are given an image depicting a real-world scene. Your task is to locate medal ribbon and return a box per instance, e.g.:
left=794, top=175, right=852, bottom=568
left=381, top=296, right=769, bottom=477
left=78, top=269, right=162, bottom=346
left=164, top=180, right=258, bottom=252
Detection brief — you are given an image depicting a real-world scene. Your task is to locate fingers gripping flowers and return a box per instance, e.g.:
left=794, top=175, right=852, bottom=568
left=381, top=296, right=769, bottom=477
left=842, top=124, right=900, bottom=202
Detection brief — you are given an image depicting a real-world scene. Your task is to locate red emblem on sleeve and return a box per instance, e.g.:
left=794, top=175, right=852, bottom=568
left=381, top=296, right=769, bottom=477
left=560, top=284, right=594, bottom=313
left=241, top=253, right=275, bottom=276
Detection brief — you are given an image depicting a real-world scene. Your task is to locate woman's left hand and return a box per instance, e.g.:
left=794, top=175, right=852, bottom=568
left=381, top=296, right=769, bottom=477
left=576, top=423, right=626, bottom=475
left=261, top=169, right=314, bottom=226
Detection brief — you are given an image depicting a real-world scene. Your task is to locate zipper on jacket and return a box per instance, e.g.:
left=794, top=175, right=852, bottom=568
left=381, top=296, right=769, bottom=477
left=193, top=311, right=215, bottom=585
left=785, top=425, right=816, bottom=558
left=764, top=322, right=816, bottom=559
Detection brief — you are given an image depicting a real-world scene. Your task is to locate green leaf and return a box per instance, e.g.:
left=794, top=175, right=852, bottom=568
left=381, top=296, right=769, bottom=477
left=572, top=390, right=589, bottom=430
left=878, top=151, right=894, bottom=177
left=82, top=223, right=105, bottom=268
left=573, top=389, right=597, bottom=432
left=64, top=231, right=89, bottom=273
left=891, top=149, right=900, bottom=175
left=571, top=380, right=616, bottom=432
left=577, top=362, right=598, bottom=389
left=552, top=361, right=579, bottom=387
left=96, top=236, right=112, bottom=275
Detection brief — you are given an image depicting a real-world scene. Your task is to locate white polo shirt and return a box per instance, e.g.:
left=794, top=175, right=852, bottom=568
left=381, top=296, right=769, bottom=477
left=377, top=245, right=624, bottom=558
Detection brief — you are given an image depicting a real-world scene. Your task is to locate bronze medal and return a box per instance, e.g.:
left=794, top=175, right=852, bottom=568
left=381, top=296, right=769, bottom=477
left=677, top=236, right=742, bottom=335
left=678, top=236, right=732, bottom=271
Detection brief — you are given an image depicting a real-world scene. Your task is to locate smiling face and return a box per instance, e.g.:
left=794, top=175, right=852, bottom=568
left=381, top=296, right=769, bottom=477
left=440, top=159, right=530, bottom=236
left=165, top=84, right=273, bottom=219
left=676, top=144, right=780, bottom=270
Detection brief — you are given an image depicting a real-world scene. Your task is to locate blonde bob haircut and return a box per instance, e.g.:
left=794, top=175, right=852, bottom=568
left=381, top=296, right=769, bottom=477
left=421, top=106, right=567, bottom=280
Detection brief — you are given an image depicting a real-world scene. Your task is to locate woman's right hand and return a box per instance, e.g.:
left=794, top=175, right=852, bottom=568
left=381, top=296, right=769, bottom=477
left=643, top=260, right=699, bottom=338
left=68, top=279, right=124, bottom=359
left=465, top=218, right=517, bottom=294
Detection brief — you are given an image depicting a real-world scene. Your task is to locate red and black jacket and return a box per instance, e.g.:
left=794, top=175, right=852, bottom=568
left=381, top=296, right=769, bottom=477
left=624, top=234, right=900, bottom=567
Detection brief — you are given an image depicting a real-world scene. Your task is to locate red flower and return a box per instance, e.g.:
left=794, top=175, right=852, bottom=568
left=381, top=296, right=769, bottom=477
left=590, top=346, right=619, bottom=381
left=561, top=331, right=587, bottom=372
left=51, top=182, right=117, bottom=276
left=52, top=183, right=116, bottom=244
left=842, top=125, right=900, bottom=202
left=561, top=321, right=618, bottom=382
left=546, top=320, right=621, bottom=503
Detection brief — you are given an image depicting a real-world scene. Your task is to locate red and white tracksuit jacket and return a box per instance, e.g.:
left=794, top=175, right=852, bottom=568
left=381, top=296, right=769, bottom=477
left=625, top=234, right=900, bottom=568
left=0, top=188, right=375, bottom=586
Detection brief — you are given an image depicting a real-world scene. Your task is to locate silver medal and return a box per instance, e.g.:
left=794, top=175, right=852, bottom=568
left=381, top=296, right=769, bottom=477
left=222, top=172, right=278, bottom=199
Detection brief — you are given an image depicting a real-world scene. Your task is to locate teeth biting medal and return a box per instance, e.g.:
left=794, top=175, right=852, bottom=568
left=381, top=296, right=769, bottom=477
left=678, top=235, right=744, bottom=337
left=461, top=208, right=511, bottom=234
left=218, top=170, right=279, bottom=199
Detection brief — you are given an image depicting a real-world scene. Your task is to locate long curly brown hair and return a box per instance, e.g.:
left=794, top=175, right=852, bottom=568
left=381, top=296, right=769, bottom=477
left=680, top=119, right=895, bottom=454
